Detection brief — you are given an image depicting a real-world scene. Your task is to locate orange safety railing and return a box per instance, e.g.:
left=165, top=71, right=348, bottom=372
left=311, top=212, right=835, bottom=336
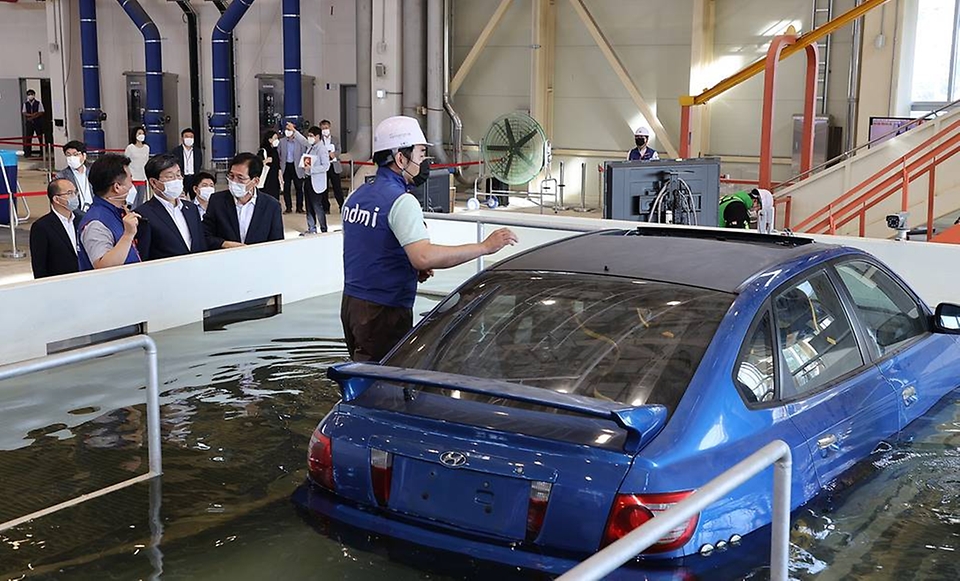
left=787, top=117, right=960, bottom=236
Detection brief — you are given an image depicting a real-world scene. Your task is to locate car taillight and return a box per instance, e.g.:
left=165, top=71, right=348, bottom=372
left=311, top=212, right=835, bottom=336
left=307, top=429, right=335, bottom=490
left=602, top=491, right=698, bottom=553
left=526, top=480, right=552, bottom=542
left=370, top=448, right=393, bottom=506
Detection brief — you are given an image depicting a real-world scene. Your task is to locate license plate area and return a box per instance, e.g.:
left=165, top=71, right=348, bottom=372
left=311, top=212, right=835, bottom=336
left=389, top=456, right=529, bottom=539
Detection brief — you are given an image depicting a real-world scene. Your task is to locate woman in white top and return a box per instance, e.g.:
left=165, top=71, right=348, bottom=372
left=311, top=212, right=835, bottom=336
left=124, top=126, right=150, bottom=207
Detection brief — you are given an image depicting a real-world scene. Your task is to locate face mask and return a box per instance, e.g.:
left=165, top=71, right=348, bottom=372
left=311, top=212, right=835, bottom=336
left=284, top=130, right=294, bottom=138
left=321, top=129, right=331, bottom=137
left=228, top=179, right=249, bottom=199
left=198, top=186, right=214, bottom=201
left=161, top=178, right=184, bottom=199
left=27, top=96, right=34, bottom=102
left=307, top=136, right=317, bottom=145
left=137, top=133, right=146, bottom=143
left=271, top=139, right=280, bottom=148
left=183, top=137, right=194, bottom=147
left=404, top=157, right=431, bottom=188
left=125, top=184, right=139, bottom=206
left=66, top=156, right=83, bottom=170
left=61, top=195, right=80, bottom=212
left=635, top=137, right=647, bottom=148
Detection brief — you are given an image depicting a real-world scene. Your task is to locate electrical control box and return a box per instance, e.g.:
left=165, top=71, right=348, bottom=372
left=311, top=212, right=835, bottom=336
left=604, top=158, right=721, bottom=226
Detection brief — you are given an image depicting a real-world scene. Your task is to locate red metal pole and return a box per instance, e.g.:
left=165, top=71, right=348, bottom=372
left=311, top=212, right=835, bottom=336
left=679, top=105, right=692, bottom=159
left=901, top=161, right=909, bottom=212
left=784, top=197, right=792, bottom=230
left=760, top=35, right=796, bottom=190
left=928, top=165, right=937, bottom=235
left=801, top=44, right=819, bottom=178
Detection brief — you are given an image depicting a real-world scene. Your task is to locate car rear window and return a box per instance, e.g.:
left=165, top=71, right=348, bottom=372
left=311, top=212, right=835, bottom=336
left=386, top=271, right=734, bottom=413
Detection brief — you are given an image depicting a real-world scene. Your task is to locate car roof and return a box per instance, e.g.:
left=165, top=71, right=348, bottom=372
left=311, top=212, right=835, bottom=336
left=490, top=227, right=843, bottom=293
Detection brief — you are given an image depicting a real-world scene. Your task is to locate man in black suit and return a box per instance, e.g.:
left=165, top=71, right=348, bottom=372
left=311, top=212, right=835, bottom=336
left=171, top=128, right=202, bottom=197
left=29, top=178, right=80, bottom=278
left=135, top=153, right=207, bottom=260
left=203, top=152, right=284, bottom=249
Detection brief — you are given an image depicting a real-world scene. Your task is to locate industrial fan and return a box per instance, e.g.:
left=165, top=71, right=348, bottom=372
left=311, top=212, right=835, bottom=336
left=469, top=111, right=549, bottom=210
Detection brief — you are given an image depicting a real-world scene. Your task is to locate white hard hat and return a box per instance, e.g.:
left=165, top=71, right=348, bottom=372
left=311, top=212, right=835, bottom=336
left=634, top=126, right=651, bottom=137
left=373, top=116, right=432, bottom=153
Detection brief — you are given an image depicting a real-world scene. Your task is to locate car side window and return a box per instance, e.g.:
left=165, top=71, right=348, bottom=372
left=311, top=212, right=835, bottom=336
left=773, top=271, right=863, bottom=399
left=835, top=260, right=928, bottom=356
left=736, top=311, right=776, bottom=404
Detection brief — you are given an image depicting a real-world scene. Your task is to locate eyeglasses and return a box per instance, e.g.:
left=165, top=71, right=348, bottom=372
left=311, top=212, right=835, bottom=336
left=58, top=190, right=77, bottom=197
left=226, top=173, right=250, bottom=183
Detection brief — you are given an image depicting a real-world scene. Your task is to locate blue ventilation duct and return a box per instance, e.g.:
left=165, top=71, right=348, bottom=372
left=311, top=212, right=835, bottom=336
left=116, top=0, right=166, bottom=153
left=282, top=0, right=302, bottom=127
left=210, top=0, right=255, bottom=163
left=79, top=0, right=105, bottom=152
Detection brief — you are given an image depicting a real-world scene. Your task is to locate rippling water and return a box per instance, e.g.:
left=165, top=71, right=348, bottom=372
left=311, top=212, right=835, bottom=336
left=0, top=292, right=957, bottom=580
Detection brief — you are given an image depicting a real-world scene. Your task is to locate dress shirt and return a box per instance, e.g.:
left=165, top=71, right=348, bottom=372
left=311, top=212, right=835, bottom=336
left=55, top=210, right=78, bottom=254
left=156, top=195, right=193, bottom=249
left=236, top=192, right=258, bottom=243
left=183, top=147, right=195, bottom=175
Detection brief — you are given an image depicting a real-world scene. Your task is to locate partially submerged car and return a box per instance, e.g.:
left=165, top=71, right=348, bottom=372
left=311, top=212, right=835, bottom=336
left=301, top=228, right=960, bottom=573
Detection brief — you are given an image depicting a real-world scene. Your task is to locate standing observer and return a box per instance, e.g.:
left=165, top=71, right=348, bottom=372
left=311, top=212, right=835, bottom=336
left=77, top=154, right=145, bottom=270
left=340, top=116, right=518, bottom=362
left=29, top=179, right=80, bottom=279
left=135, top=154, right=207, bottom=260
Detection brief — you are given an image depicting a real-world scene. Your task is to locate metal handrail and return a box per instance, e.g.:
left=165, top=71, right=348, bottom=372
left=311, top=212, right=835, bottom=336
left=558, top=440, right=793, bottom=581
left=0, top=335, right=162, bottom=532
left=774, top=97, right=960, bottom=194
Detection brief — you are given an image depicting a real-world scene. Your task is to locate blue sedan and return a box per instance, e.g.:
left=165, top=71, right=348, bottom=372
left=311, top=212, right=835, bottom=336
left=299, top=227, right=960, bottom=574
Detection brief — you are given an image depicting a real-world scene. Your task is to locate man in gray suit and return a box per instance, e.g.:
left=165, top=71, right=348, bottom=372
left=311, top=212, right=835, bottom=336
left=55, top=140, right=94, bottom=217
left=278, top=121, right=308, bottom=214
left=319, top=119, right=345, bottom=214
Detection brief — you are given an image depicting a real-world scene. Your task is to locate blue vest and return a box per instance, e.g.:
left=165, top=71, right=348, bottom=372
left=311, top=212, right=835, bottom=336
left=342, top=167, right=418, bottom=308
left=628, top=147, right=656, bottom=161
left=77, top=196, right=141, bottom=271
left=23, top=99, right=40, bottom=127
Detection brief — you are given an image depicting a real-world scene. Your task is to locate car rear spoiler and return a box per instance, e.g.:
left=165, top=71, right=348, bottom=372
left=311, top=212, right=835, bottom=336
left=328, top=363, right=667, bottom=454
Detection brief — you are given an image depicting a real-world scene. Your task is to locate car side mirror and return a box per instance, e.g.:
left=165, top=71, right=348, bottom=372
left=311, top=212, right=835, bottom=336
left=933, top=303, right=960, bottom=334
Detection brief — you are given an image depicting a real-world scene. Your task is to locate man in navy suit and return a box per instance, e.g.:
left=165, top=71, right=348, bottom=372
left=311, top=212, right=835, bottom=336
left=203, top=152, right=284, bottom=249
left=135, top=153, right=207, bottom=260
left=29, top=178, right=81, bottom=278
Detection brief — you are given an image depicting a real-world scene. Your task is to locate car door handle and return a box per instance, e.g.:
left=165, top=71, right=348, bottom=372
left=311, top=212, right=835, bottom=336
left=902, top=385, right=918, bottom=406
left=817, top=434, right=838, bottom=450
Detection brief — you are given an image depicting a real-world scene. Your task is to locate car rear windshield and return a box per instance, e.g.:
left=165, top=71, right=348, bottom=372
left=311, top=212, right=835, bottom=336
left=386, top=271, right=734, bottom=413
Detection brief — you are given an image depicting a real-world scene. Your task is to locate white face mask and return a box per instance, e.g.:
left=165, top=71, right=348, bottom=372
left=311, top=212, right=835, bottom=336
left=284, top=130, right=294, bottom=138
left=228, top=179, right=249, bottom=199
left=136, top=133, right=146, bottom=143
left=60, top=195, right=80, bottom=212
left=271, top=139, right=280, bottom=148
left=198, top=186, right=214, bottom=201
left=27, top=95, right=35, bottom=102
left=161, top=178, right=184, bottom=199
left=66, top=156, right=83, bottom=170
left=307, top=136, right=317, bottom=145
left=183, top=137, right=194, bottom=147
left=321, top=129, right=331, bottom=137
left=124, top=184, right=138, bottom=207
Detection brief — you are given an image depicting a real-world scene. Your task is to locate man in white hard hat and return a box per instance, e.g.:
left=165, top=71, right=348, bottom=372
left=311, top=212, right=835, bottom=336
left=340, top=115, right=519, bottom=362
left=628, top=126, right=659, bottom=161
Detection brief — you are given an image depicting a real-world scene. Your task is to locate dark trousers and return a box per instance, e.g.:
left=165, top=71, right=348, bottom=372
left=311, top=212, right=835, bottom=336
left=24, top=124, right=43, bottom=157
left=282, top=164, right=304, bottom=211
left=340, top=294, right=413, bottom=362
left=323, top=167, right=345, bottom=213
left=304, top=179, right=328, bottom=233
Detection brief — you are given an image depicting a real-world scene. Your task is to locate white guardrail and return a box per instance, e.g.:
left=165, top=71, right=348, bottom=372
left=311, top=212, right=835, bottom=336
left=558, top=440, right=793, bottom=581
left=0, top=335, right=162, bottom=532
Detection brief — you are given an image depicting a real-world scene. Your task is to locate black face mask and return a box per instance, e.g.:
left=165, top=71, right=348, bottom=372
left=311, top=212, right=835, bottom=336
left=405, top=157, right=432, bottom=188
left=635, top=137, right=648, bottom=148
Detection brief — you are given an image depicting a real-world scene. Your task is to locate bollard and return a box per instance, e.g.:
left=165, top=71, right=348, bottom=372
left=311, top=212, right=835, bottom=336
left=555, top=161, right=567, bottom=211
left=573, top=162, right=594, bottom=213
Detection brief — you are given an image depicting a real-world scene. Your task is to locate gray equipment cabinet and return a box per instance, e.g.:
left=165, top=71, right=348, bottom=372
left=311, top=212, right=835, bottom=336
left=123, top=71, right=179, bottom=149
left=604, top=158, right=721, bottom=227
left=256, top=74, right=317, bottom=134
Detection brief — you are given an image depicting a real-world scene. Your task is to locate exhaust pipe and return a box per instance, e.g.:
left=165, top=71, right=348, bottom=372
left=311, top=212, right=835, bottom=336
left=210, top=0, right=255, bottom=163
left=116, top=0, right=167, bottom=153
left=79, top=0, right=105, bottom=152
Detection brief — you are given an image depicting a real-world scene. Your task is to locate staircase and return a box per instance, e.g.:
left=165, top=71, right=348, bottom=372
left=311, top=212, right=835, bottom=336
left=774, top=104, right=960, bottom=239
